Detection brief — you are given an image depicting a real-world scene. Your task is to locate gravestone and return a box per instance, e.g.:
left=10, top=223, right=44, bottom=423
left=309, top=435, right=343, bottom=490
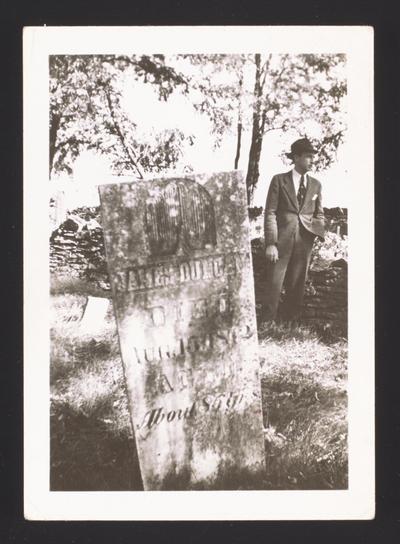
left=80, top=296, right=110, bottom=334
left=99, top=171, right=265, bottom=490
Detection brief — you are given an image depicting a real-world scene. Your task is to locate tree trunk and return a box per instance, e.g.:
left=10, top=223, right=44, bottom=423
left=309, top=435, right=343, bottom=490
left=234, top=122, right=242, bottom=170
left=234, top=72, right=243, bottom=170
left=245, top=54, right=264, bottom=205
left=246, top=132, right=264, bottom=204
left=49, top=113, right=61, bottom=178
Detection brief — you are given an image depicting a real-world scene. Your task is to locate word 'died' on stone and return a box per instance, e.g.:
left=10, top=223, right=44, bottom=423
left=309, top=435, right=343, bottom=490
left=146, top=291, right=231, bottom=328
left=99, top=172, right=266, bottom=490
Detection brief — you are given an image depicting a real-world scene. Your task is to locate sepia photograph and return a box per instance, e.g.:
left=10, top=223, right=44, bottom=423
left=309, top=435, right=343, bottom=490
left=24, top=26, right=373, bottom=519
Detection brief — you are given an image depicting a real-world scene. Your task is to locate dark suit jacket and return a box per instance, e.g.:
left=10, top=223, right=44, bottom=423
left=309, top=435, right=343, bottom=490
left=264, top=171, right=325, bottom=249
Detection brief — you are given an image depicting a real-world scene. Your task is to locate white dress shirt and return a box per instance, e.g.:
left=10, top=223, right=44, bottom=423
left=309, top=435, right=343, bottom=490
left=292, top=168, right=308, bottom=195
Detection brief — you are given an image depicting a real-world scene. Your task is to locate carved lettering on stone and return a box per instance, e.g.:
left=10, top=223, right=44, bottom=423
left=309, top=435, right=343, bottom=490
left=99, top=172, right=265, bottom=490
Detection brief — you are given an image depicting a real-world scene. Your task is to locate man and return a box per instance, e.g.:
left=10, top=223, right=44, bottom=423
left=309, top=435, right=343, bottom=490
left=263, top=138, right=325, bottom=322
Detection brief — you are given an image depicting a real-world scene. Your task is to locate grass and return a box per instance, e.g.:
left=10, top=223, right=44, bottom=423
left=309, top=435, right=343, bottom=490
left=258, top=321, right=347, bottom=489
left=50, top=291, right=347, bottom=491
left=50, top=276, right=111, bottom=298
left=50, top=291, right=142, bottom=490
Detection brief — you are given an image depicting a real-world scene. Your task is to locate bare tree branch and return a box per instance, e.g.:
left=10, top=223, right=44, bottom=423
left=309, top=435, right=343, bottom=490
left=103, top=86, right=144, bottom=179
left=259, top=54, right=271, bottom=94
left=263, top=124, right=286, bottom=134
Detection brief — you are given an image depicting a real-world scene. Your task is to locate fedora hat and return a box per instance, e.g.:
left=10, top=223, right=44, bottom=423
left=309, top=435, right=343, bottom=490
left=285, top=138, right=317, bottom=160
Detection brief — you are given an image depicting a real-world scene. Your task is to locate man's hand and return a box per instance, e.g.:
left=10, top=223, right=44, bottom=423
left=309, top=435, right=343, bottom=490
left=265, top=244, right=279, bottom=263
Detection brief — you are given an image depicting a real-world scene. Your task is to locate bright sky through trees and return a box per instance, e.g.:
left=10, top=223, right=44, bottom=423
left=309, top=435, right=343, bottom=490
left=51, top=54, right=348, bottom=208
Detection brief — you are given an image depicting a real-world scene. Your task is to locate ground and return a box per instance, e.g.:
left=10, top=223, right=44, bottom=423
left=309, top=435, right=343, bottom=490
left=50, top=281, right=347, bottom=491
left=259, top=321, right=347, bottom=489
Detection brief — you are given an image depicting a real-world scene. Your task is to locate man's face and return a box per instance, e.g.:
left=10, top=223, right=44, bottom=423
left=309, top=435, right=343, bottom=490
left=294, top=152, right=314, bottom=174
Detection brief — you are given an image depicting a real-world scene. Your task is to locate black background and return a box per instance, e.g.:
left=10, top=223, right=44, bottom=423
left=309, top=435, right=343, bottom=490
left=2, top=0, right=399, bottom=542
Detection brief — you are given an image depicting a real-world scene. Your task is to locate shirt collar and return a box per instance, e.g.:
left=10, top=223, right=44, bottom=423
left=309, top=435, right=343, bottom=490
left=292, top=168, right=307, bottom=184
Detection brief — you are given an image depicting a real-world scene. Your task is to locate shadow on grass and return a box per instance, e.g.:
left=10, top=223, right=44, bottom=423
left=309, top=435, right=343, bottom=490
left=258, top=321, right=348, bottom=490
left=50, top=289, right=347, bottom=491
left=50, top=334, right=119, bottom=385
left=155, top=465, right=268, bottom=491
left=261, top=379, right=348, bottom=490
left=50, top=403, right=143, bottom=491
left=257, top=318, right=347, bottom=345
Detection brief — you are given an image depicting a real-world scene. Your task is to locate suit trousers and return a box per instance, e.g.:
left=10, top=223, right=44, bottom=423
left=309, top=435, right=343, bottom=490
left=263, top=221, right=315, bottom=321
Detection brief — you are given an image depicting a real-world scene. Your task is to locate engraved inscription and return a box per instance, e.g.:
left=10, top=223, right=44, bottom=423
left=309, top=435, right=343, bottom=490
left=155, top=369, right=193, bottom=395
left=147, top=293, right=231, bottom=327
left=132, top=325, right=254, bottom=364
left=112, top=252, right=244, bottom=293
left=137, top=392, right=245, bottom=430
left=145, top=179, right=217, bottom=257
left=177, top=368, right=192, bottom=391
left=151, top=306, right=165, bottom=326
left=157, top=373, right=174, bottom=394
left=99, top=172, right=266, bottom=490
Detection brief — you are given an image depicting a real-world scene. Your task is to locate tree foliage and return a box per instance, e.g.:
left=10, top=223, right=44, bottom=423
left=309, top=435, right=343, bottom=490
left=178, top=55, right=252, bottom=150
left=175, top=54, right=346, bottom=202
left=49, top=53, right=346, bottom=201
left=245, top=53, right=347, bottom=202
left=49, top=55, right=189, bottom=177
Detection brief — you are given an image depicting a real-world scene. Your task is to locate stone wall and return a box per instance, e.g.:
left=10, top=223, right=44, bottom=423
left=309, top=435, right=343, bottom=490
left=323, top=207, right=347, bottom=236
left=50, top=207, right=110, bottom=290
left=302, top=259, right=347, bottom=334
left=50, top=205, right=347, bottom=333
left=251, top=236, right=347, bottom=334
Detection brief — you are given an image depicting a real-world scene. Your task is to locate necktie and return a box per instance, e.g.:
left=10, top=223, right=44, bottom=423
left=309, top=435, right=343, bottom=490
left=297, top=175, right=306, bottom=208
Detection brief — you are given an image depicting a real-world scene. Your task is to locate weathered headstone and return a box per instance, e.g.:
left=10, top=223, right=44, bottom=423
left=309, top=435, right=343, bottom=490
left=80, top=296, right=110, bottom=334
left=99, top=171, right=265, bottom=490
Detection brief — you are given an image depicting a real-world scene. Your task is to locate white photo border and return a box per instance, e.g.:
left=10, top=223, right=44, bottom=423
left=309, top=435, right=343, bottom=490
left=23, top=25, right=374, bottom=520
